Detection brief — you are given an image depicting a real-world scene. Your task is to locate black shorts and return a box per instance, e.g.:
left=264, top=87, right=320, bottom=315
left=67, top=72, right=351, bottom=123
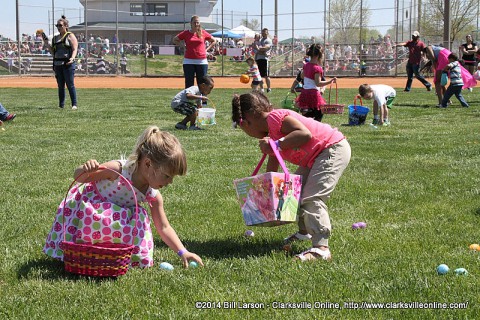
left=256, top=59, right=269, bottom=77
left=252, top=80, right=263, bottom=86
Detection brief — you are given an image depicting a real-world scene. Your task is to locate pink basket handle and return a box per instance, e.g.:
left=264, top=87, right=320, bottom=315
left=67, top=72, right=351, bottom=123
left=62, top=166, right=139, bottom=245
left=251, top=139, right=291, bottom=186
left=327, top=81, right=339, bottom=105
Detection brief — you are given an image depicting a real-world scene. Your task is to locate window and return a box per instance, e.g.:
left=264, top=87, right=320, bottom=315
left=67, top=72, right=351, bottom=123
left=130, top=3, right=168, bottom=16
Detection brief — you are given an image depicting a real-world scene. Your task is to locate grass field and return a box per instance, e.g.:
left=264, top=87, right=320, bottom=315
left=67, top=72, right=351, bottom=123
left=0, top=86, right=479, bottom=319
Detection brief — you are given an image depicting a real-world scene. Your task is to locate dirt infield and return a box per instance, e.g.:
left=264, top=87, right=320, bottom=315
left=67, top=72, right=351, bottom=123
left=0, top=75, right=418, bottom=89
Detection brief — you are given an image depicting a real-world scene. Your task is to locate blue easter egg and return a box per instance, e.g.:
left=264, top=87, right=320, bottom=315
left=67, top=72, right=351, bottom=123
left=159, top=262, right=174, bottom=271
left=189, top=261, right=198, bottom=268
left=436, top=264, right=449, bottom=275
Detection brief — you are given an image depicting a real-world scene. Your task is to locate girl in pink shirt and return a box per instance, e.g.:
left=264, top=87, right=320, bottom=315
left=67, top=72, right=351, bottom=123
left=232, top=91, right=351, bottom=262
left=173, top=15, right=216, bottom=88
left=296, top=44, right=337, bottom=122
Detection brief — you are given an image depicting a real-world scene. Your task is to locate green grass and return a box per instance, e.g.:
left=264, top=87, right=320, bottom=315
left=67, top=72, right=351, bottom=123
left=0, top=86, right=479, bottom=319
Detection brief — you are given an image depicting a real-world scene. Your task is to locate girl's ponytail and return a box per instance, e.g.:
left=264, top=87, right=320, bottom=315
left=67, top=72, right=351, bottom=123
left=231, top=94, right=242, bottom=125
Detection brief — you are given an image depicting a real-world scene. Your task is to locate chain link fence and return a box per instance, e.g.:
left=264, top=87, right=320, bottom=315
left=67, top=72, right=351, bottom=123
left=1, top=0, right=479, bottom=78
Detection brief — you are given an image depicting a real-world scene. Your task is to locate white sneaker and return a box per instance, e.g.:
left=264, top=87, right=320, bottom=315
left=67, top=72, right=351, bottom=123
left=468, top=87, right=473, bottom=92
left=71, top=105, right=78, bottom=110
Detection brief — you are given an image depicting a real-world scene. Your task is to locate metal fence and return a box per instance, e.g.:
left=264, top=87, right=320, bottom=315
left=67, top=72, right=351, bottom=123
left=1, top=0, right=479, bottom=78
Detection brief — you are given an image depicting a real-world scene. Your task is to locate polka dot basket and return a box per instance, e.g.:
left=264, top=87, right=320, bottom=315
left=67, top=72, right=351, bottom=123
left=61, top=166, right=138, bottom=277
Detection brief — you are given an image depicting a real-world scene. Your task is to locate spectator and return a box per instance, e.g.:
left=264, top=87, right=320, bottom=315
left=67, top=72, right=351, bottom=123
left=459, top=35, right=478, bottom=92
left=43, top=15, right=79, bottom=110
left=253, top=28, right=273, bottom=92
left=173, top=15, right=216, bottom=88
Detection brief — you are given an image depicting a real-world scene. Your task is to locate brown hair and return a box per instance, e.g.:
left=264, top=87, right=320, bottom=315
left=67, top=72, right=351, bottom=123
left=306, top=43, right=323, bottom=60
left=358, top=84, right=372, bottom=97
left=231, top=91, right=273, bottom=125
left=127, top=126, right=187, bottom=177
left=191, top=15, right=202, bottom=39
left=58, top=15, right=69, bottom=30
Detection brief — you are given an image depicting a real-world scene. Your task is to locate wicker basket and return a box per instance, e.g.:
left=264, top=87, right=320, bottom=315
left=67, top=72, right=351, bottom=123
left=60, top=166, right=139, bottom=277
left=320, top=82, right=345, bottom=114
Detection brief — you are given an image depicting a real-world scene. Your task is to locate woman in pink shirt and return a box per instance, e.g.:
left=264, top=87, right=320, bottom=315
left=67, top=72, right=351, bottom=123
left=173, top=15, right=216, bottom=88
left=232, top=91, right=351, bottom=262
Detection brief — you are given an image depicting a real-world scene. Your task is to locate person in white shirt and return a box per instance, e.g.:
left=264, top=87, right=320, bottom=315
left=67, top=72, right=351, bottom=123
left=358, top=84, right=396, bottom=126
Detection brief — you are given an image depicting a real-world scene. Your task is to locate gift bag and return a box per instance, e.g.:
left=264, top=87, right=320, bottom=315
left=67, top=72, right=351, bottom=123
left=233, top=139, right=302, bottom=227
left=348, top=97, right=370, bottom=126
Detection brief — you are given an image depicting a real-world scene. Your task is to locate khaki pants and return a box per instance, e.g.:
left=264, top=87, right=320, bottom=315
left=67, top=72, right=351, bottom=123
left=295, top=139, right=351, bottom=247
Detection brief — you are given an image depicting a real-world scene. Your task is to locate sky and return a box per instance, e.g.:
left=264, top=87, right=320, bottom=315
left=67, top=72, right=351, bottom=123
left=1, top=0, right=398, bottom=41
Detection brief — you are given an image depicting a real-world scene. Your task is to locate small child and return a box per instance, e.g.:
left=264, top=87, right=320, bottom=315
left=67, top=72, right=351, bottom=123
left=0, top=102, right=16, bottom=126
left=296, top=44, right=336, bottom=122
left=232, top=91, right=351, bottom=262
left=245, top=57, right=263, bottom=91
left=440, top=53, right=469, bottom=108
left=171, top=75, right=214, bottom=130
left=120, top=54, right=128, bottom=74
left=358, top=84, right=396, bottom=126
left=43, top=126, right=203, bottom=268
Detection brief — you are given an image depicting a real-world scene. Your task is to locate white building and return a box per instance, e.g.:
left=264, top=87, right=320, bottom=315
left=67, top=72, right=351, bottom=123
left=71, top=0, right=220, bottom=45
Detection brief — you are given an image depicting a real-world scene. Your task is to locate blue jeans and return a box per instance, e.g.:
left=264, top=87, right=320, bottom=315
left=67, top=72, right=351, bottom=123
left=183, top=64, right=208, bottom=88
left=441, top=85, right=469, bottom=107
left=405, top=62, right=431, bottom=91
left=0, top=102, right=9, bottom=121
left=54, top=63, right=77, bottom=107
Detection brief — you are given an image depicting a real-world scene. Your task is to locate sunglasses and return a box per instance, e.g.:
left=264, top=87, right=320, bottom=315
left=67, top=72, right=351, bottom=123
left=55, top=24, right=64, bottom=28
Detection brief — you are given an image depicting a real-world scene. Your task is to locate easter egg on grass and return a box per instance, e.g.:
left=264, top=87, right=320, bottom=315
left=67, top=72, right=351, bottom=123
left=244, top=230, right=255, bottom=237
left=436, top=264, right=449, bottom=275
left=159, top=262, right=174, bottom=271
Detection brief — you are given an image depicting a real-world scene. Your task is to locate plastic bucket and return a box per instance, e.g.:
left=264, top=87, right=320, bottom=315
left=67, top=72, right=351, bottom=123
left=348, top=105, right=370, bottom=125
left=197, top=108, right=216, bottom=126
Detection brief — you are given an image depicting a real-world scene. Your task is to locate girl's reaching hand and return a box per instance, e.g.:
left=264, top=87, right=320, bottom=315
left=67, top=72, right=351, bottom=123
left=181, top=252, right=204, bottom=268
left=82, top=159, right=100, bottom=173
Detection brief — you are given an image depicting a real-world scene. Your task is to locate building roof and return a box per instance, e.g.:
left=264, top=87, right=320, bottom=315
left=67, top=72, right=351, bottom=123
left=69, top=22, right=224, bottom=33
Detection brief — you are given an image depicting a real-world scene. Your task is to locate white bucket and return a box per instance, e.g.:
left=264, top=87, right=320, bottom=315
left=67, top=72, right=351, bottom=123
left=197, top=108, right=216, bottom=126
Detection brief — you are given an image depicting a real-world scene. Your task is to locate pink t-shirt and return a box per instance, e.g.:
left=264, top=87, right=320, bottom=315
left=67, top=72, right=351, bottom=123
left=267, top=109, right=345, bottom=168
left=176, top=30, right=213, bottom=60
left=302, top=63, right=324, bottom=89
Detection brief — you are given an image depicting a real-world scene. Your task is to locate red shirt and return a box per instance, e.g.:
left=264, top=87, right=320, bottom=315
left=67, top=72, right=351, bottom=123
left=404, top=40, right=426, bottom=64
left=176, top=30, right=213, bottom=60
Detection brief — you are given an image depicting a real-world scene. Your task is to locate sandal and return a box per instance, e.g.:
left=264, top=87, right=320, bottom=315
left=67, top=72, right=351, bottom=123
left=295, top=247, right=332, bottom=262
left=283, top=232, right=312, bottom=244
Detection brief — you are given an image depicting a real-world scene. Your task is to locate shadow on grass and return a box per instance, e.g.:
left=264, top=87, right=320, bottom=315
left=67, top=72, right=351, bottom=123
left=17, top=257, right=119, bottom=282
left=394, top=103, right=432, bottom=108
left=154, top=237, right=287, bottom=260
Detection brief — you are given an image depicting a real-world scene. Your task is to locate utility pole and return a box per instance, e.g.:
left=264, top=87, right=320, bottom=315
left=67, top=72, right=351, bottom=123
left=443, top=0, right=450, bottom=49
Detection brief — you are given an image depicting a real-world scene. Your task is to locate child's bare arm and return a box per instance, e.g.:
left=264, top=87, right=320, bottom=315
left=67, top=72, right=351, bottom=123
left=150, top=193, right=204, bottom=268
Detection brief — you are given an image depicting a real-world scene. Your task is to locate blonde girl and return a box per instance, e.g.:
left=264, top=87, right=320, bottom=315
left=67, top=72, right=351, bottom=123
left=44, top=126, right=203, bottom=268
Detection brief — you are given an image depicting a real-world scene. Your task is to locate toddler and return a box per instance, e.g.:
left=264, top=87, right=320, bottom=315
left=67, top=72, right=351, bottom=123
left=358, top=84, right=396, bottom=126
left=171, top=75, right=214, bottom=130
